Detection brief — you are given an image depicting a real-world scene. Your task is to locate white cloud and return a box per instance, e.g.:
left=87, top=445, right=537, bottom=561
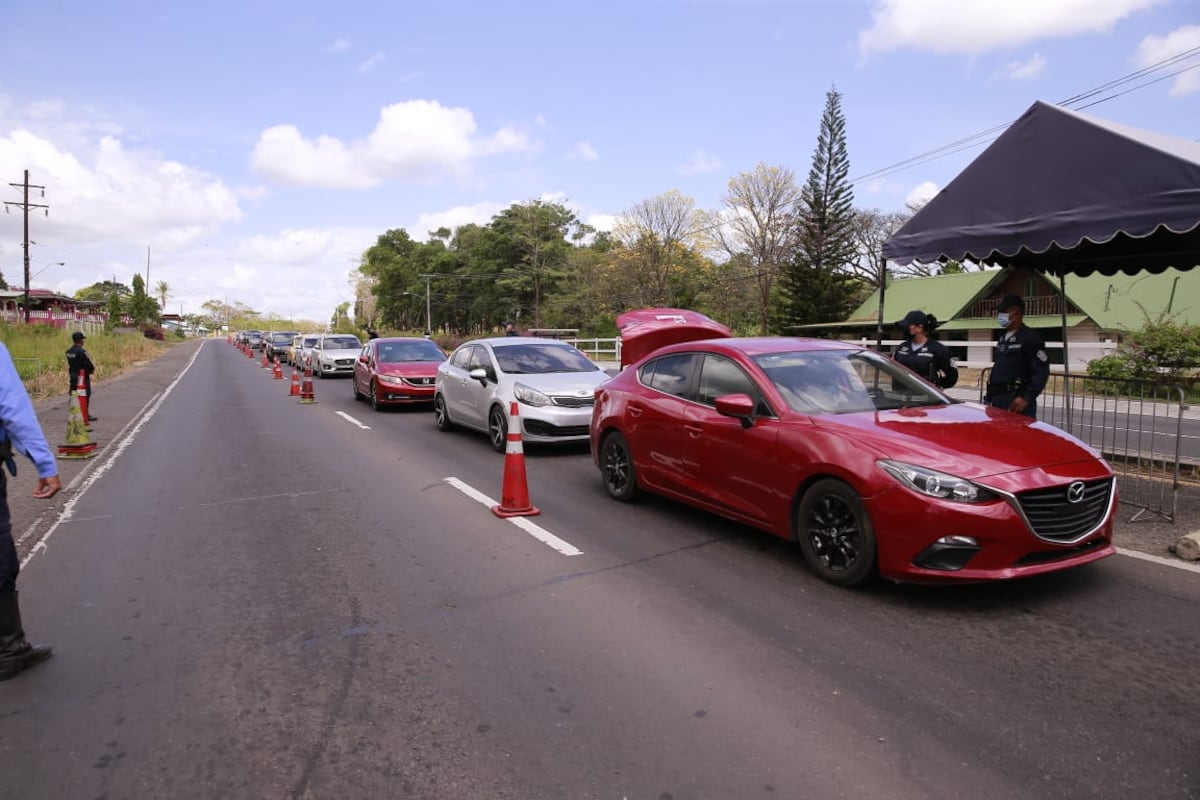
left=1136, top=25, right=1200, bottom=96
left=355, top=51, right=387, bottom=74
left=677, top=148, right=723, bottom=176
left=0, top=129, right=241, bottom=249
left=905, top=181, right=939, bottom=209
left=858, top=0, right=1162, bottom=56
left=585, top=213, right=616, bottom=233
left=415, top=202, right=507, bottom=234
left=325, top=38, right=351, bottom=53
left=250, top=100, right=536, bottom=189
left=568, top=141, right=599, bottom=161
left=1002, top=53, right=1046, bottom=80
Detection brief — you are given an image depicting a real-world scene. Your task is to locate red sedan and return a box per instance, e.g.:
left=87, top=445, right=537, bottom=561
left=590, top=336, right=1116, bottom=587
left=352, top=337, right=446, bottom=411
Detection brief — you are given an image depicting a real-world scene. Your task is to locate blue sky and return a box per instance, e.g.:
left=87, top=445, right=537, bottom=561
left=2, top=0, right=1197, bottom=324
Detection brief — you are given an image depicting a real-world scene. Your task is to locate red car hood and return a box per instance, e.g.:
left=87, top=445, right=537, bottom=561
left=812, top=402, right=1110, bottom=485
left=617, top=308, right=731, bottom=368
left=377, top=362, right=440, bottom=379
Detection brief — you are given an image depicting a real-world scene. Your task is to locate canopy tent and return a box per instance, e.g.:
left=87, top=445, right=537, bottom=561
left=882, top=100, right=1200, bottom=276
left=881, top=101, right=1200, bottom=427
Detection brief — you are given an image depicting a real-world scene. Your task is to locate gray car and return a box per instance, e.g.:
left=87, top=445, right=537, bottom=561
left=311, top=334, right=363, bottom=378
left=434, top=336, right=609, bottom=452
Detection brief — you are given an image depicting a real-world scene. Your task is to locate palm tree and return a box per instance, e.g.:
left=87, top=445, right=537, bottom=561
left=155, top=280, right=169, bottom=310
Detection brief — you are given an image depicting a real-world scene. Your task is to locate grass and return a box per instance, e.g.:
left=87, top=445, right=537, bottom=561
left=1, top=324, right=178, bottom=401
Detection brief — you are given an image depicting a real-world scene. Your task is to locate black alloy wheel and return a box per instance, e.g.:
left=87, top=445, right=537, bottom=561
left=370, top=382, right=383, bottom=412
left=600, top=432, right=639, bottom=501
left=488, top=405, right=508, bottom=453
left=796, top=479, right=877, bottom=587
left=352, top=377, right=364, bottom=401
left=434, top=394, right=455, bottom=431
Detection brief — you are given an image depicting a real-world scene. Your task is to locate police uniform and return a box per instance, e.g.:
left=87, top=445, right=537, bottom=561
left=66, top=338, right=95, bottom=398
left=986, top=326, right=1050, bottom=418
left=893, top=338, right=955, bottom=387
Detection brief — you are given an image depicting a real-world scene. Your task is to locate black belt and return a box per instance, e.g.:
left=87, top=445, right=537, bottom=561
left=987, top=380, right=1024, bottom=394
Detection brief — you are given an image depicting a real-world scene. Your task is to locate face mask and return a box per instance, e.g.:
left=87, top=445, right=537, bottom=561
left=997, top=312, right=1011, bottom=328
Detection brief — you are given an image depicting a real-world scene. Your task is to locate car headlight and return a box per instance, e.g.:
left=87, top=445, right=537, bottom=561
left=513, top=382, right=551, bottom=407
left=378, top=375, right=404, bottom=386
left=878, top=460, right=998, bottom=503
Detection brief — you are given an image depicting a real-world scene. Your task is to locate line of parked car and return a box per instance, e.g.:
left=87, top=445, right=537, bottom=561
left=236, top=310, right=1119, bottom=590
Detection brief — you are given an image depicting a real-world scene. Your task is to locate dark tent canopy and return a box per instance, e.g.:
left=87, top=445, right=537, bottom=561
left=882, top=101, right=1200, bottom=276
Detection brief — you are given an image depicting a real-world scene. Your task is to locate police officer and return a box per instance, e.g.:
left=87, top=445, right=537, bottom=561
left=893, top=310, right=957, bottom=388
left=986, top=294, right=1050, bottom=418
left=503, top=321, right=518, bottom=337
left=0, top=341, right=62, bottom=680
left=65, top=331, right=97, bottom=422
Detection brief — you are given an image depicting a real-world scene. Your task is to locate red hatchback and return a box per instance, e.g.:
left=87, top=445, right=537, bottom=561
left=591, top=336, right=1117, bottom=587
left=352, top=337, right=446, bottom=411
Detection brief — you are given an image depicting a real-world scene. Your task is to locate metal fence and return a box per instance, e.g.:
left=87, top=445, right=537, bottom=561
left=979, top=369, right=1191, bottom=523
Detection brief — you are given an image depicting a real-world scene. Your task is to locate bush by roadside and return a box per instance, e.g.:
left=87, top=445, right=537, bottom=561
left=1, top=323, right=178, bottom=401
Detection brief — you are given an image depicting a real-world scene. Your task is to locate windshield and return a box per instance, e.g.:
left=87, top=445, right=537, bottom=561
left=377, top=341, right=445, bottom=363
left=302, top=336, right=319, bottom=347
left=271, top=333, right=296, bottom=343
left=493, top=343, right=599, bottom=375
left=323, top=337, right=361, bottom=350
left=754, top=349, right=950, bottom=414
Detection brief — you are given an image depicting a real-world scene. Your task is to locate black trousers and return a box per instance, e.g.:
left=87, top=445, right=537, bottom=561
left=0, top=471, right=16, bottom=593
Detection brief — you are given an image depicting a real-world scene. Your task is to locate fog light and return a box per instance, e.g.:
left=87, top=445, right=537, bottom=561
left=937, top=535, right=978, bottom=547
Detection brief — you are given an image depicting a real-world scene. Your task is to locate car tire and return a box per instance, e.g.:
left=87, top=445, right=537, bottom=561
left=434, top=394, right=455, bottom=431
left=796, top=479, right=877, bottom=587
left=352, top=378, right=363, bottom=401
left=488, top=405, right=508, bottom=453
left=600, top=431, right=639, bottom=502
left=370, top=382, right=382, bottom=412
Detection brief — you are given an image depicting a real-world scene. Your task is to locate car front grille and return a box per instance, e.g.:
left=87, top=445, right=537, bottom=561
left=550, top=395, right=594, bottom=408
left=334, top=359, right=354, bottom=367
left=1015, top=477, right=1113, bottom=544
left=403, top=376, right=435, bottom=386
left=523, top=420, right=590, bottom=437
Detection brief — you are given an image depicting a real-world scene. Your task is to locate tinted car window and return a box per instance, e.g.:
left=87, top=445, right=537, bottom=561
left=492, top=343, right=598, bottom=375
left=450, top=346, right=474, bottom=369
left=324, top=337, right=361, bottom=350
left=696, top=354, right=767, bottom=413
left=641, top=354, right=694, bottom=398
left=469, top=347, right=496, bottom=380
left=378, top=341, right=445, bottom=363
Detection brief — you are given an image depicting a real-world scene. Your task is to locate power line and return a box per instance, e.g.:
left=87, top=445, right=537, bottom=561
left=849, top=45, right=1200, bottom=187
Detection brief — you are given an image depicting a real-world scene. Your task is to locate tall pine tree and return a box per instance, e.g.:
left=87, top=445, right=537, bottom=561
left=778, top=87, right=858, bottom=333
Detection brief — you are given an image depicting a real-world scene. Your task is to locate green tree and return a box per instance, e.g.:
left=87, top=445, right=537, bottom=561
left=76, top=280, right=131, bottom=303
left=490, top=200, right=587, bottom=328
left=155, top=280, right=170, bottom=310
left=780, top=87, right=859, bottom=330
left=127, top=274, right=159, bottom=326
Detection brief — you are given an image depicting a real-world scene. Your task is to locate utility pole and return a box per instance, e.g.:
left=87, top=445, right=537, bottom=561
left=5, top=170, right=49, bottom=324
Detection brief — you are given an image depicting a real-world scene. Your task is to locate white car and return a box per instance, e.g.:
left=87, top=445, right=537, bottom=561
left=435, top=336, right=609, bottom=452
left=311, top=334, right=363, bottom=378
left=292, top=333, right=320, bottom=369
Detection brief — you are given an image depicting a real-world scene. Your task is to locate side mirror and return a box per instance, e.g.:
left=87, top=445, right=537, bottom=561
left=714, top=393, right=756, bottom=428
left=468, top=367, right=489, bottom=384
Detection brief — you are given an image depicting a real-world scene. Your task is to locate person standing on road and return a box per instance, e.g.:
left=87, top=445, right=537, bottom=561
left=0, top=341, right=61, bottom=681
left=892, top=310, right=957, bottom=389
left=503, top=321, right=518, bottom=337
left=985, top=294, right=1050, bottom=419
left=65, top=331, right=97, bottom=422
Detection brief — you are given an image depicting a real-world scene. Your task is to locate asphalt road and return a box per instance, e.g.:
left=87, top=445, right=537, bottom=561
left=1, top=340, right=1197, bottom=799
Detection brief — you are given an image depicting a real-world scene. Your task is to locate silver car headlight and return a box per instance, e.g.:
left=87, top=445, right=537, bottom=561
left=513, top=382, right=551, bottom=407
left=878, top=460, right=998, bottom=503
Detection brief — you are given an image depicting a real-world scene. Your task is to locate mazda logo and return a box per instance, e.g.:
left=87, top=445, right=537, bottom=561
left=1067, top=481, right=1086, bottom=503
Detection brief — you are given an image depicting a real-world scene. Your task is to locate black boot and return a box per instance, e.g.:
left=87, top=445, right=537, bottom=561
left=0, top=592, right=52, bottom=681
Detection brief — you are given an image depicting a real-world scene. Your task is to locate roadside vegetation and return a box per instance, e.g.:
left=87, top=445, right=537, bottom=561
left=1, top=324, right=175, bottom=401
left=1085, top=317, right=1200, bottom=400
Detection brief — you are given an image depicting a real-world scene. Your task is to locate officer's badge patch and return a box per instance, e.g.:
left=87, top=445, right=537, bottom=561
left=1037, top=350, right=1048, bottom=362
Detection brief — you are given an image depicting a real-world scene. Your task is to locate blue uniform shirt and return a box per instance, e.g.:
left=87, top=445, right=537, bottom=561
left=0, top=342, right=58, bottom=479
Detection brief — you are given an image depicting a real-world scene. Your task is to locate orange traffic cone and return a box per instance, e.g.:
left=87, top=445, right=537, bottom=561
left=57, top=391, right=99, bottom=460
left=246, top=345, right=254, bottom=359
left=288, top=367, right=301, bottom=396
left=261, top=351, right=270, bottom=369
left=491, top=402, right=540, bottom=518
left=272, top=357, right=283, bottom=379
left=74, top=371, right=91, bottom=426
left=298, top=367, right=317, bottom=404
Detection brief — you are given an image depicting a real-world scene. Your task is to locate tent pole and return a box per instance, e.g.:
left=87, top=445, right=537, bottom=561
left=1060, top=272, right=1073, bottom=432
left=876, top=253, right=886, bottom=351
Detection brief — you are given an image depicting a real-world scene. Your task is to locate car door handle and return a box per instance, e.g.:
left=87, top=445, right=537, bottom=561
left=684, top=424, right=702, bottom=437
left=628, top=404, right=643, bottom=417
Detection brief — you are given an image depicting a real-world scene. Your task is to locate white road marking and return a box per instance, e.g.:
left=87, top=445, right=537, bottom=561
left=443, top=476, right=583, bottom=556
left=20, top=341, right=207, bottom=569
left=335, top=411, right=371, bottom=430
left=1117, top=547, right=1200, bottom=574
